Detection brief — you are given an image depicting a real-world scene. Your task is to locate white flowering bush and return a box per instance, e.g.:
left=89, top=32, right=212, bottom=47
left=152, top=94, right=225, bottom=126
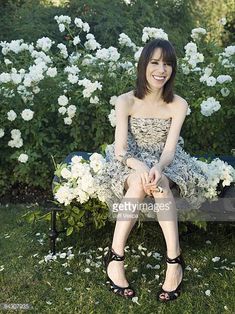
left=0, top=14, right=234, bottom=195
left=195, top=158, right=235, bottom=199
left=53, top=153, right=108, bottom=235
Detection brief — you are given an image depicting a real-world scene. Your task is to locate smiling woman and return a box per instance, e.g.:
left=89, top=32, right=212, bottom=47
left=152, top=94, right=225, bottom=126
left=95, top=38, right=235, bottom=302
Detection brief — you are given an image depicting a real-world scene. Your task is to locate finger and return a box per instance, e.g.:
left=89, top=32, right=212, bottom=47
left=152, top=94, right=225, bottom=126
left=145, top=182, right=157, bottom=187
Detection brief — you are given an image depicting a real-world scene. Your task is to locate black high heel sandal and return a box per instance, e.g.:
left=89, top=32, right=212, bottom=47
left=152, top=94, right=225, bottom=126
left=157, top=252, right=185, bottom=302
left=103, top=247, right=135, bottom=298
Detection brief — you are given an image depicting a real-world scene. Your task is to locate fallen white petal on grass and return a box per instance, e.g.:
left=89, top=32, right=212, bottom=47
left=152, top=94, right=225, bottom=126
left=124, top=246, right=130, bottom=252
left=84, top=268, right=91, bottom=273
left=132, top=296, right=140, bottom=305
left=205, top=290, right=211, bottom=296
left=212, top=257, right=220, bottom=262
left=138, top=244, right=147, bottom=251
left=132, top=267, right=138, bottom=272
left=205, top=240, right=211, bottom=244
left=67, top=254, right=74, bottom=260
left=95, top=262, right=102, bottom=268
left=62, top=262, right=68, bottom=268
left=152, top=252, right=162, bottom=259
left=0, top=265, right=4, bottom=271
left=185, top=265, right=192, bottom=271
left=154, top=264, right=160, bottom=269
left=60, top=253, right=67, bottom=259
left=98, top=247, right=103, bottom=252
left=64, top=287, right=72, bottom=291
left=66, top=271, right=73, bottom=275
left=46, top=301, right=52, bottom=305
left=224, top=306, right=228, bottom=310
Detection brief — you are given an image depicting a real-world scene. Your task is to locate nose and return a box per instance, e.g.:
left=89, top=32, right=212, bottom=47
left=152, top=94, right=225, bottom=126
left=158, top=63, right=166, bottom=73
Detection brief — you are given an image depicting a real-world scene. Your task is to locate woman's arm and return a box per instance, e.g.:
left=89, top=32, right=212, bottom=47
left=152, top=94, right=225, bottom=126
left=147, top=97, right=188, bottom=188
left=114, top=94, right=147, bottom=170
left=157, top=97, right=188, bottom=171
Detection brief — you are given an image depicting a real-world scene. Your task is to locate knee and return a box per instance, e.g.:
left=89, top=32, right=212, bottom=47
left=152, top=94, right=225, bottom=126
left=127, top=174, right=146, bottom=195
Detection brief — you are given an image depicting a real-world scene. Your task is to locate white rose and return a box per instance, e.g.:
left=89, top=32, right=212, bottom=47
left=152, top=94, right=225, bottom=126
left=68, top=74, right=78, bottom=84
left=58, top=95, right=69, bottom=106
left=206, top=76, right=216, bottom=87
left=18, top=153, right=28, bottom=163
left=11, top=129, right=21, bottom=139
left=67, top=105, right=76, bottom=118
left=59, top=23, right=65, bottom=32
left=220, top=87, right=230, bottom=97
left=61, top=168, right=72, bottom=179
left=7, top=110, right=17, bottom=121
left=109, top=96, right=118, bottom=106
left=21, top=109, right=34, bottom=121
left=108, top=109, right=116, bottom=127
left=46, top=67, right=57, bottom=77
left=90, top=96, right=99, bottom=104
left=0, top=129, right=5, bottom=138
left=64, top=117, right=72, bottom=125
left=73, top=35, right=81, bottom=46
left=58, top=106, right=67, bottom=115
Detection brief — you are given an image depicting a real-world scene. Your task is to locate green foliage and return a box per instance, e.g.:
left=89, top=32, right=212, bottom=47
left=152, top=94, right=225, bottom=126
left=0, top=0, right=234, bottom=199
left=49, top=200, right=109, bottom=236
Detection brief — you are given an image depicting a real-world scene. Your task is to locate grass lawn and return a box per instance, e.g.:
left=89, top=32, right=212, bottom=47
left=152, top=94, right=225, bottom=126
left=0, top=204, right=234, bottom=314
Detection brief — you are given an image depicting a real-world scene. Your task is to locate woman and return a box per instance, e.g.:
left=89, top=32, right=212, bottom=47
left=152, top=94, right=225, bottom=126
left=101, top=38, right=207, bottom=302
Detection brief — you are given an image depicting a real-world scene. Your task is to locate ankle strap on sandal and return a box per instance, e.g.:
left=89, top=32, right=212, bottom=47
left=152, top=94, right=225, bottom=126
left=166, top=253, right=182, bottom=264
left=109, top=248, right=125, bottom=262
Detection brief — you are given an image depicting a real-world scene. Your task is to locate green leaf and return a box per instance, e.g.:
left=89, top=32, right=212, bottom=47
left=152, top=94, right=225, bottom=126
left=66, top=226, right=74, bottom=236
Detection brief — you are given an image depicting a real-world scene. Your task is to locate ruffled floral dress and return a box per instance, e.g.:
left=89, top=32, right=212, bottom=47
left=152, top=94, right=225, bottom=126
left=97, top=116, right=209, bottom=212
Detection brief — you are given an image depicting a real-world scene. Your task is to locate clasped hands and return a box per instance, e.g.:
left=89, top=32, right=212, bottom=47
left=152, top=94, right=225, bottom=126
left=137, top=163, right=163, bottom=196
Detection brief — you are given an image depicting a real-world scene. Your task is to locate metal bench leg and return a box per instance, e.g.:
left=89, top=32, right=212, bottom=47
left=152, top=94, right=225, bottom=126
left=49, top=209, right=58, bottom=255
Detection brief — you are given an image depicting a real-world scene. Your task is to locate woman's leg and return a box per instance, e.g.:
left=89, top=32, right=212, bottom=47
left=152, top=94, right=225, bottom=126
left=107, top=172, right=146, bottom=295
left=152, top=175, right=183, bottom=295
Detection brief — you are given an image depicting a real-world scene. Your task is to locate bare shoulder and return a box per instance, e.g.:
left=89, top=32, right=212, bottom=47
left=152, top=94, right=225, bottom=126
left=169, top=94, right=188, bottom=116
left=115, top=91, right=134, bottom=115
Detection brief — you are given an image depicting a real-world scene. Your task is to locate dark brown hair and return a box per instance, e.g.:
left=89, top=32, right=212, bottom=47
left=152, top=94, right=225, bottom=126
left=134, top=38, right=177, bottom=103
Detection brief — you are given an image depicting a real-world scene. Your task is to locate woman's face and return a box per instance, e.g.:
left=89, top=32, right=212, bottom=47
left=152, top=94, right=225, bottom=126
left=146, top=48, right=173, bottom=91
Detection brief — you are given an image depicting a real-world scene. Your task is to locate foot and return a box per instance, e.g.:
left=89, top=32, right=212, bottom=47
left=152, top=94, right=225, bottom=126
left=107, top=258, right=134, bottom=297
left=159, top=261, right=183, bottom=300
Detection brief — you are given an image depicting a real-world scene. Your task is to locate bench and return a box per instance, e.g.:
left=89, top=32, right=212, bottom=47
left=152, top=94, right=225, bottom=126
left=49, top=151, right=235, bottom=254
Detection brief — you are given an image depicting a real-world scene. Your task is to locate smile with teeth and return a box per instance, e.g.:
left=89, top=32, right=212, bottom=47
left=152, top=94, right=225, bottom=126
left=153, top=75, right=166, bottom=81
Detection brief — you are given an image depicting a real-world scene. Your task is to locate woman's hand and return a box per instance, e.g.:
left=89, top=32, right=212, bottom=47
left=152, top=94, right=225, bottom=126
left=145, top=164, right=163, bottom=195
left=130, top=160, right=152, bottom=195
